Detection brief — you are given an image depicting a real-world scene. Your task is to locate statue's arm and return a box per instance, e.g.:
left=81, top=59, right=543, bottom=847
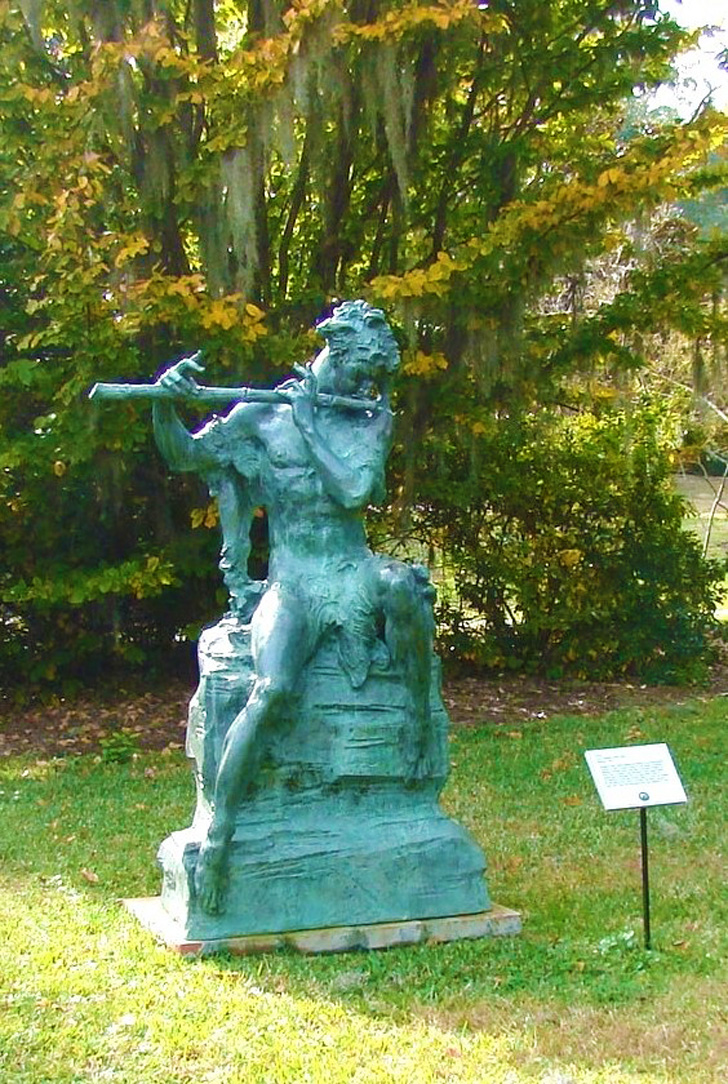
left=149, top=355, right=212, bottom=473
left=152, top=400, right=215, bottom=473
left=292, top=393, right=394, bottom=510
left=150, top=356, right=260, bottom=474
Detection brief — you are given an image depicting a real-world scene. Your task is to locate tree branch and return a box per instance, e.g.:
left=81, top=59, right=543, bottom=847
left=278, top=134, right=310, bottom=298
left=431, top=36, right=486, bottom=256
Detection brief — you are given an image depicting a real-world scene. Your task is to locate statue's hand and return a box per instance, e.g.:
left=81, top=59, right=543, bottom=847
left=288, top=365, right=318, bottom=434
left=156, top=352, right=205, bottom=400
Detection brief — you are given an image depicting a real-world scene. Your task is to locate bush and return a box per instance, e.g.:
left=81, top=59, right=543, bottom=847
left=407, top=405, right=724, bottom=682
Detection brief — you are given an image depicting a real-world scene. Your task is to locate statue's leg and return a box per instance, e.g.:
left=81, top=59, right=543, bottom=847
left=195, top=586, right=311, bottom=913
left=375, top=561, right=436, bottom=769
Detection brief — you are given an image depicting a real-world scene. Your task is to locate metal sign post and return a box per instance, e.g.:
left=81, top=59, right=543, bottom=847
left=640, top=806, right=651, bottom=950
left=585, top=743, right=687, bottom=950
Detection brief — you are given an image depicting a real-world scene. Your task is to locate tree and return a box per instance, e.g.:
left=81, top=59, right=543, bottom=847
left=0, top=0, right=725, bottom=691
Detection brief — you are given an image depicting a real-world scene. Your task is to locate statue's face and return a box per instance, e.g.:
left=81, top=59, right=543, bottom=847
left=318, top=303, right=399, bottom=396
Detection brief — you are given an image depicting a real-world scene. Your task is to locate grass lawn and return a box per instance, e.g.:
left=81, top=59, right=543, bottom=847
left=674, top=472, right=728, bottom=566
left=1, top=697, right=727, bottom=1083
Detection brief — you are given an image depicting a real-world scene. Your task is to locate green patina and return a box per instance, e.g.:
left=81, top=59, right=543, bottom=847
left=94, top=301, right=488, bottom=939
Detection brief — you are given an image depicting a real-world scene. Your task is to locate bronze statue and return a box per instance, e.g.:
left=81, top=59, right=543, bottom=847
left=92, top=301, right=490, bottom=939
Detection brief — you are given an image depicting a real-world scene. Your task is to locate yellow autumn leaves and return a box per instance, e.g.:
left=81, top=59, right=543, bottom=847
left=374, top=251, right=465, bottom=300
left=372, top=113, right=728, bottom=307
left=334, top=0, right=508, bottom=44
left=191, top=503, right=220, bottom=530
left=109, top=273, right=268, bottom=344
left=402, top=350, right=449, bottom=378
left=201, top=299, right=266, bottom=339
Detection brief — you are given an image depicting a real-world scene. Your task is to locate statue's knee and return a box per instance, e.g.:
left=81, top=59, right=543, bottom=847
left=379, top=563, right=412, bottom=605
left=255, top=675, right=295, bottom=711
left=379, top=562, right=434, bottom=618
left=412, top=563, right=437, bottom=604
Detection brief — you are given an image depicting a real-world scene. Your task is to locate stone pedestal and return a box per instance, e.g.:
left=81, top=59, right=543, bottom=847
left=125, top=898, right=522, bottom=956
left=155, top=614, right=495, bottom=943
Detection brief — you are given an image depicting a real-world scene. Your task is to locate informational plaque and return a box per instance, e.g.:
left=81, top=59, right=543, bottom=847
left=584, top=743, right=687, bottom=812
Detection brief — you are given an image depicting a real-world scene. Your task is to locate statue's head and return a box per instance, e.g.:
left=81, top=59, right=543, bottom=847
left=316, top=301, right=399, bottom=389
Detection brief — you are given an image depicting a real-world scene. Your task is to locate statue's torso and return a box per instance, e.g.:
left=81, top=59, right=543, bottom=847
left=224, top=402, right=382, bottom=574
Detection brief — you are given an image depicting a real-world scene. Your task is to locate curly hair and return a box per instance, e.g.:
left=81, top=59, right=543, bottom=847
left=316, top=300, right=400, bottom=376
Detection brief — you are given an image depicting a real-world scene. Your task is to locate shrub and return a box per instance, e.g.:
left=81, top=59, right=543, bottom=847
left=407, top=405, right=724, bottom=682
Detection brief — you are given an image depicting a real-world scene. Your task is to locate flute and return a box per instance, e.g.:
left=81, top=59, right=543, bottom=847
left=88, top=381, right=378, bottom=411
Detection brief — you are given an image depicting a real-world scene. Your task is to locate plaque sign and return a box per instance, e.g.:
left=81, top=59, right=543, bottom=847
left=585, top=743, right=687, bottom=812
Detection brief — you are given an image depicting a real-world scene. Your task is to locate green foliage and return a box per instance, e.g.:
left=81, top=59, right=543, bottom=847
left=405, top=404, right=724, bottom=682
left=99, top=728, right=142, bottom=763
left=0, top=0, right=726, bottom=691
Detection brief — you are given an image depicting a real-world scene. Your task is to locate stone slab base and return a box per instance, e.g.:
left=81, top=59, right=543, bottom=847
left=124, top=897, right=522, bottom=957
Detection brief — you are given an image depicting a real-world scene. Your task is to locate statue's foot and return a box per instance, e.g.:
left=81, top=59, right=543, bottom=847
left=194, top=838, right=228, bottom=915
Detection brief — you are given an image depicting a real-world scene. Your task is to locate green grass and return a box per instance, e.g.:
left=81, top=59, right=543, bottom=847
left=674, top=473, right=728, bottom=617
left=675, top=471, right=728, bottom=563
left=2, top=699, right=728, bottom=1082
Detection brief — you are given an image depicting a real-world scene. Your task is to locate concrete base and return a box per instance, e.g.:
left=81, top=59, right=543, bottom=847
left=124, top=896, right=522, bottom=957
